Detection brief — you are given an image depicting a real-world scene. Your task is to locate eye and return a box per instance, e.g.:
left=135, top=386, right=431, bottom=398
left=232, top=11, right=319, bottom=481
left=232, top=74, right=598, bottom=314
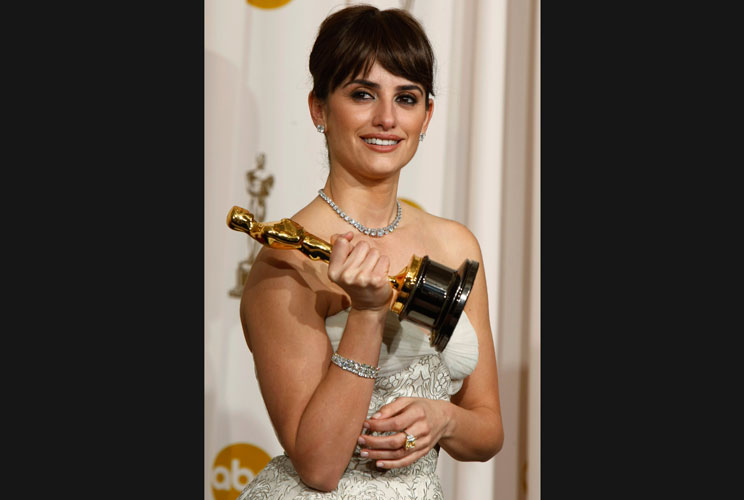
left=351, top=90, right=374, bottom=101
left=396, top=94, right=418, bottom=105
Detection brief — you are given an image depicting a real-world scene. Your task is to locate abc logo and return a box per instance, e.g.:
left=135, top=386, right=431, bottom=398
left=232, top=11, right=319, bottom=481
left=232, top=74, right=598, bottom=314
left=211, top=443, right=271, bottom=500
left=246, top=0, right=293, bottom=9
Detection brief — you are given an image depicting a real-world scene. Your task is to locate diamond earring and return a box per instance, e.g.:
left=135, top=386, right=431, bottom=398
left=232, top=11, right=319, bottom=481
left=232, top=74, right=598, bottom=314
left=317, top=124, right=325, bottom=133
left=419, top=133, right=425, bottom=142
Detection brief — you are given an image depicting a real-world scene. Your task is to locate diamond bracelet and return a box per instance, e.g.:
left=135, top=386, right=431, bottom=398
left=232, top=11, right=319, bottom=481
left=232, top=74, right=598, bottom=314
left=330, top=352, right=379, bottom=379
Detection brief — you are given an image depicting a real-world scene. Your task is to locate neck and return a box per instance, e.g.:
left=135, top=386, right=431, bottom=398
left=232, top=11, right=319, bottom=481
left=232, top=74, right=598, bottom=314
left=322, top=176, right=400, bottom=229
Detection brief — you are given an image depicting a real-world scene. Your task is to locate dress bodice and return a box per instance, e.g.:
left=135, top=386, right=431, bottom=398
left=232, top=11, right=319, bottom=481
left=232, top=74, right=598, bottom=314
left=324, top=309, right=479, bottom=397
left=237, top=310, right=479, bottom=499
left=326, top=309, right=479, bottom=477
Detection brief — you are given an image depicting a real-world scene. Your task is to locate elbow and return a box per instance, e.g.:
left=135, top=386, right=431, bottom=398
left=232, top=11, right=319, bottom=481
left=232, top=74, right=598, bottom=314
left=297, top=471, right=340, bottom=493
left=481, top=427, right=505, bottom=461
left=493, top=426, right=505, bottom=455
left=293, top=461, right=342, bottom=492
left=287, top=437, right=353, bottom=492
left=472, top=426, right=504, bottom=462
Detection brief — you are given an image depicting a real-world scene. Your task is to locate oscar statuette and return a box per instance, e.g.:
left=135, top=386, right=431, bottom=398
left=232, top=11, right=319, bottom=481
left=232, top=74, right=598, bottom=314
left=226, top=206, right=478, bottom=352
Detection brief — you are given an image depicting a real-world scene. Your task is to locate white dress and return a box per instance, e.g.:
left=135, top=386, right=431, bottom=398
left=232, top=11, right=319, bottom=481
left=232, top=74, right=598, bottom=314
left=237, top=308, right=479, bottom=499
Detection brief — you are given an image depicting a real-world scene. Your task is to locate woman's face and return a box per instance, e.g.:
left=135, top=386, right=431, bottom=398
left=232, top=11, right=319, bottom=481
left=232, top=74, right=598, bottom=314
left=313, top=61, right=434, bottom=181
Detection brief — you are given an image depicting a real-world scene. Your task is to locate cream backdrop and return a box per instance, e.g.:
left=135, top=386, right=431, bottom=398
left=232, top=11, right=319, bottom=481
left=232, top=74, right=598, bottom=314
left=205, top=0, right=540, bottom=499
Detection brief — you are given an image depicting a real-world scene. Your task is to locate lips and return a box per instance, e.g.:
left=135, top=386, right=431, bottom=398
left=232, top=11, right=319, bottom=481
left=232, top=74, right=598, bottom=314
left=360, top=134, right=403, bottom=150
left=363, top=137, right=399, bottom=146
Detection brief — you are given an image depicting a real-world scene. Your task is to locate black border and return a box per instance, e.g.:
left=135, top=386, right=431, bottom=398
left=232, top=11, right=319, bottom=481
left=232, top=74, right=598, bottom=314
left=17, top=2, right=206, bottom=493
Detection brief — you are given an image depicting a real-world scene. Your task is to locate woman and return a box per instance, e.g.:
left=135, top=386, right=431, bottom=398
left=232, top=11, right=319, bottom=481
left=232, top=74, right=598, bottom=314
left=237, top=5, right=503, bottom=498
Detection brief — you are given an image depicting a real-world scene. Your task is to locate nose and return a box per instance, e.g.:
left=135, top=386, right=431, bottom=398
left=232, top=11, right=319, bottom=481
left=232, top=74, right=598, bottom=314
left=372, top=99, right=396, bottom=130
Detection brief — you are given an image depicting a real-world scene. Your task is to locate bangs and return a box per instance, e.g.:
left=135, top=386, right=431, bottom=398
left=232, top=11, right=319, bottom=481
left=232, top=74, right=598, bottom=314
left=311, top=7, right=434, bottom=101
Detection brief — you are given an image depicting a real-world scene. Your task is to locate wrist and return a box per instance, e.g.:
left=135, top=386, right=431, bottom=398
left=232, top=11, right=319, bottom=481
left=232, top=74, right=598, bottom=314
left=348, top=305, right=389, bottom=319
left=343, top=307, right=388, bottom=344
left=440, top=401, right=456, bottom=440
left=349, top=289, right=394, bottom=315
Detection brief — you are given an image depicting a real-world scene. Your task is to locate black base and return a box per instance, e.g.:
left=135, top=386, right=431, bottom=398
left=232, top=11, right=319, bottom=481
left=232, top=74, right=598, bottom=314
left=397, top=257, right=479, bottom=352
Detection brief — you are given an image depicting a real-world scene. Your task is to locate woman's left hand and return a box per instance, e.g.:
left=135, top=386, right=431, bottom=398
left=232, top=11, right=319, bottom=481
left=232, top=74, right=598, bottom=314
left=357, top=397, right=451, bottom=469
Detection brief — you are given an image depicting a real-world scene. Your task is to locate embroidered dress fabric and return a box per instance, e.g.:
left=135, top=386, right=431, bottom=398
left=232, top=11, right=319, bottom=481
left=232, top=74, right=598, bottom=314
left=237, top=310, right=479, bottom=499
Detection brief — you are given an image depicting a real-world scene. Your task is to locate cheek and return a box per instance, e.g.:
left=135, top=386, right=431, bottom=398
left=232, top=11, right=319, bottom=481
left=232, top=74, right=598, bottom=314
left=334, top=103, right=370, bottom=129
left=404, top=112, right=428, bottom=131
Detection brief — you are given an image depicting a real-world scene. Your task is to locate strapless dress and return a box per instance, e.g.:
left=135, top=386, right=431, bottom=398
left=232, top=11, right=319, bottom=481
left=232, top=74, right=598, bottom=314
left=237, top=308, right=479, bottom=499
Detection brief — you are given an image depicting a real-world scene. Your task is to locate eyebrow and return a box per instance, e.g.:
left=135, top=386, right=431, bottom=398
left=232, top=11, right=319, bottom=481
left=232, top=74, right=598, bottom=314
left=344, top=79, right=424, bottom=95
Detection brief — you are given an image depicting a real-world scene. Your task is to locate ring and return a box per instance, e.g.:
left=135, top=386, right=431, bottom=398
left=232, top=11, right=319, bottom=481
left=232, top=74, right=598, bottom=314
left=404, top=433, right=416, bottom=450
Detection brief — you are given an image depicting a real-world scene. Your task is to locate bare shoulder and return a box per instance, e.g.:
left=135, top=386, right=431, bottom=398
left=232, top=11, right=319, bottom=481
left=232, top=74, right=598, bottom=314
left=404, top=206, right=483, bottom=268
left=239, top=244, right=331, bottom=351
left=436, top=215, right=481, bottom=254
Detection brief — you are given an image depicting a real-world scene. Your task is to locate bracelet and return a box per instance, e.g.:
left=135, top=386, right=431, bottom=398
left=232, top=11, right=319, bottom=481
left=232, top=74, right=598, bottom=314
left=330, top=352, right=379, bottom=379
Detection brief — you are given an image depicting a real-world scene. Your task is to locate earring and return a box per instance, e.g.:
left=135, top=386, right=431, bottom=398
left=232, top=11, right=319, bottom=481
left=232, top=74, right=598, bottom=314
left=419, top=133, right=425, bottom=142
left=317, top=124, right=325, bottom=133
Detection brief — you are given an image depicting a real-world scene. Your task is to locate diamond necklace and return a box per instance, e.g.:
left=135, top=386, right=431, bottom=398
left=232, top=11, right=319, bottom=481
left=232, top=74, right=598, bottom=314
left=318, top=189, right=402, bottom=237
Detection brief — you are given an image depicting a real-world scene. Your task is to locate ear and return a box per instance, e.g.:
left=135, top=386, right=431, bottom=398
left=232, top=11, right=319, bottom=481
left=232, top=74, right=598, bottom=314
left=421, top=98, right=435, bottom=136
left=308, top=91, right=327, bottom=129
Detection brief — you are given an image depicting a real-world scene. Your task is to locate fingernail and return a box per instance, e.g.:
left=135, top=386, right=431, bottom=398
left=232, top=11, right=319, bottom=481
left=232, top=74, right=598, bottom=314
left=363, top=422, right=370, bottom=429
left=376, top=461, right=385, bottom=468
left=360, top=451, right=368, bottom=458
left=358, top=436, right=366, bottom=445
left=372, top=412, right=382, bottom=419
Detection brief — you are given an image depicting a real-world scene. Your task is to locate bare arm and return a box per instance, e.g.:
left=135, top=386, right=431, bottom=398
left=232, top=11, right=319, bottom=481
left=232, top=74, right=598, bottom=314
left=240, top=233, right=392, bottom=491
left=438, top=244, right=503, bottom=460
left=360, top=224, right=503, bottom=466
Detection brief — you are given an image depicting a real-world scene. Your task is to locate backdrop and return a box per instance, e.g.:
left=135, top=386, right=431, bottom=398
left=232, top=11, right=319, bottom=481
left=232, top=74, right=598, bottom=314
left=205, top=1, right=540, bottom=499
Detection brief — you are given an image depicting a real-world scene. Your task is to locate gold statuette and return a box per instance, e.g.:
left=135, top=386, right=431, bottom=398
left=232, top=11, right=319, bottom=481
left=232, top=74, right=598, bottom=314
left=227, top=206, right=478, bottom=351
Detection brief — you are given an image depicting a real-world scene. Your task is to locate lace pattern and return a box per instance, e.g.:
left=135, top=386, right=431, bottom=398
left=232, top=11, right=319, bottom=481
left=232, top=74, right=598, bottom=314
left=237, top=354, right=450, bottom=499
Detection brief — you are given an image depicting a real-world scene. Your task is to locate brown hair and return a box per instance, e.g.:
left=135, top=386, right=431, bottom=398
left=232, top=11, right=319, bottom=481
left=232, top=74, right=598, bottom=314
left=309, top=5, right=435, bottom=109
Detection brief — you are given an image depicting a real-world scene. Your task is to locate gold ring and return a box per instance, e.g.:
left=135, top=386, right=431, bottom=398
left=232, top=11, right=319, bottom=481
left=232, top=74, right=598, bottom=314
left=404, top=433, right=416, bottom=450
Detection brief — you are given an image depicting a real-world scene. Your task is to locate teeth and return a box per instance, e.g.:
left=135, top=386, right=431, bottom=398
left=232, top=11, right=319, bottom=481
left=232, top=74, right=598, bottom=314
left=363, top=138, right=399, bottom=146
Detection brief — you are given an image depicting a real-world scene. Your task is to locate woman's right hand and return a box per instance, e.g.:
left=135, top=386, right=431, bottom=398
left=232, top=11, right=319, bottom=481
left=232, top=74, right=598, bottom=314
left=328, top=232, right=392, bottom=312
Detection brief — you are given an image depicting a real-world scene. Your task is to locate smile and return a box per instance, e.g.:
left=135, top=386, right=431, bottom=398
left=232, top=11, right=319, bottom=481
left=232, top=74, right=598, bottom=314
left=362, top=137, right=400, bottom=146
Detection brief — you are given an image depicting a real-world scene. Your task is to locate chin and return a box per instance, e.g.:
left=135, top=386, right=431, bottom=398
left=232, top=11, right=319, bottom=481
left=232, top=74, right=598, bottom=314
left=364, top=162, right=408, bottom=179
left=365, top=154, right=415, bottom=176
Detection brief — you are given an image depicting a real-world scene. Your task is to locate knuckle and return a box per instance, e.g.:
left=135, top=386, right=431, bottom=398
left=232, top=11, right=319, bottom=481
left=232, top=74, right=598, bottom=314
left=333, top=237, right=346, bottom=250
left=376, top=276, right=390, bottom=288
